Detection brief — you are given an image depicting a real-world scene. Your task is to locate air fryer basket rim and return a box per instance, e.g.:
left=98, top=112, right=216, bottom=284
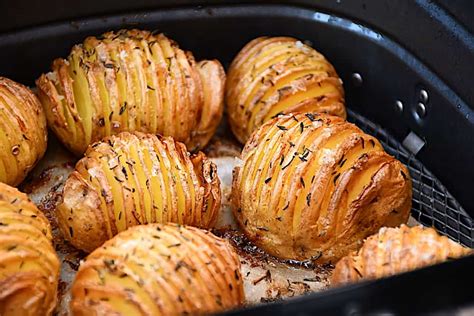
left=0, top=1, right=472, bottom=314
left=0, top=2, right=472, bottom=213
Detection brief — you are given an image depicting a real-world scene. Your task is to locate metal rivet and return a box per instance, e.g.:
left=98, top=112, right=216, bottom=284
left=351, top=73, right=363, bottom=87
left=419, top=89, right=429, bottom=103
left=416, top=102, right=427, bottom=118
left=395, top=100, right=404, bottom=113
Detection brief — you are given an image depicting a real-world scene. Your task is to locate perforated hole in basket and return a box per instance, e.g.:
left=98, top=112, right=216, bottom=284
left=347, top=109, right=473, bottom=248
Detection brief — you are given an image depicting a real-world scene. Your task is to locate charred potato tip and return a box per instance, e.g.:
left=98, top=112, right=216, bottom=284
left=331, top=224, right=472, bottom=285
left=0, top=183, right=60, bottom=315
left=71, top=223, right=244, bottom=315
left=57, top=131, right=221, bottom=252
left=0, top=77, right=47, bottom=186
left=36, top=29, right=225, bottom=155
left=226, top=36, right=346, bottom=143
left=232, top=113, right=412, bottom=263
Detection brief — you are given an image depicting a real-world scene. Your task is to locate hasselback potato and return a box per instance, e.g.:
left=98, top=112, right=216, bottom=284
left=70, top=223, right=244, bottom=315
left=226, top=36, right=346, bottom=143
left=0, top=182, right=60, bottom=315
left=0, top=77, right=47, bottom=186
left=57, top=132, right=221, bottom=252
left=331, top=224, right=472, bottom=285
left=232, top=113, right=412, bottom=263
left=36, top=29, right=225, bottom=155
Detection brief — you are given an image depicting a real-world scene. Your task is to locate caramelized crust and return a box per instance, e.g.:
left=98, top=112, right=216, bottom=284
left=232, top=113, right=412, bottom=262
left=0, top=77, right=47, bottom=186
left=226, top=36, right=346, bottom=143
left=36, top=29, right=225, bottom=155
left=331, top=224, right=472, bottom=285
left=0, top=183, right=60, bottom=315
left=70, top=223, right=244, bottom=315
left=57, top=132, right=221, bottom=252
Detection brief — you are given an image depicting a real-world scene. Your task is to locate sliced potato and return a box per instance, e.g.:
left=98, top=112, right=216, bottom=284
left=226, top=36, right=346, bottom=143
left=36, top=29, right=225, bottom=155
left=0, top=77, right=47, bottom=186
left=57, top=132, right=221, bottom=252
left=70, top=223, right=244, bottom=315
left=232, top=113, right=412, bottom=263
left=331, top=225, right=472, bottom=285
left=0, top=183, right=60, bottom=315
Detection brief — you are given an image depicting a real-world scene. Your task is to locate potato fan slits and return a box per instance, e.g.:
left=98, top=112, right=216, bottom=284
left=232, top=113, right=412, bottom=262
left=0, top=77, right=47, bottom=186
left=0, top=183, right=60, bottom=316
left=226, top=36, right=346, bottom=143
left=331, top=225, right=472, bottom=285
left=70, top=224, right=244, bottom=316
left=57, top=132, right=221, bottom=253
left=36, top=29, right=225, bottom=155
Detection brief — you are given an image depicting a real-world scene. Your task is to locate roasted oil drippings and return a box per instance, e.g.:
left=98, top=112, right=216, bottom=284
left=213, top=228, right=334, bottom=271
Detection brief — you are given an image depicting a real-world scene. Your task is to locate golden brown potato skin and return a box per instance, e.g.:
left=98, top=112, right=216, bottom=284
left=36, top=29, right=225, bottom=155
left=0, top=183, right=60, bottom=316
left=226, top=36, right=346, bottom=143
left=232, top=113, right=412, bottom=263
left=331, top=225, right=472, bottom=285
left=0, top=77, right=47, bottom=186
left=57, top=132, right=221, bottom=252
left=70, top=223, right=244, bottom=316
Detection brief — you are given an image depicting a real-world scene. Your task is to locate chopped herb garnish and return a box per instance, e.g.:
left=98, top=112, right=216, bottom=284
left=281, top=155, right=295, bottom=170
left=271, top=112, right=284, bottom=119
left=400, top=170, right=407, bottom=180
left=119, top=102, right=127, bottom=115
left=305, top=113, right=316, bottom=121
left=339, top=158, right=347, bottom=167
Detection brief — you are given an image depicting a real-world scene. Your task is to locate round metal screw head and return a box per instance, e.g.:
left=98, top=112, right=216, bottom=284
left=416, top=102, right=427, bottom=118
left=351, top=73, right=363, bottom=87
left=395, top=100, right=404, bottom=113
left=419, top=89, right=429, bottom=103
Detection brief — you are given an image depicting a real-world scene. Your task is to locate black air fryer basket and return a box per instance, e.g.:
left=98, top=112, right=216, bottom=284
left=0, top=0, right=472, bottom=314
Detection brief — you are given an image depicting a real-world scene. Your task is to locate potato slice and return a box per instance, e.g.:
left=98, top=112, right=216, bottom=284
left=0, top=183, right=60, bottom=315
left=232, top=113, right=412, bottom=263
left=70, top=223, right=244, bottom=315
left=57, top=132, right=221, bottom=252
left=36, top=29, right=225, bottom=155
left=226, top=37, right=346, bottom=143
left=0, top=77, right=47, bottom=186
